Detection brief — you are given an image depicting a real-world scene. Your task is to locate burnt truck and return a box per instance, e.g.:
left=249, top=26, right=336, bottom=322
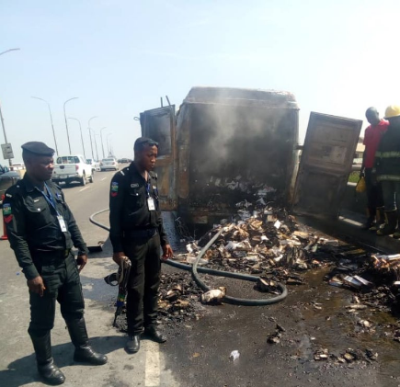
left=140, top=87, right=362, bottom=226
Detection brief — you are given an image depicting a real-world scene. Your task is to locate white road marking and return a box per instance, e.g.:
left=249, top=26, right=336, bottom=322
left=101, top=177, right=106, bottom=181
left=79, top=187, right=90, bottom=192
left=145, top=341, right=160, bottom=387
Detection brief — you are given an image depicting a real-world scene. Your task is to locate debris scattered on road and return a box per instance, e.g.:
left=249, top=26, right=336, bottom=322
left=314, top=348, right=329, bottom=361
left=229, top=350, right=240, bottom=360
left=201, top=287, right=226, bottom=304
left=267, top=324, right=286, bottom=344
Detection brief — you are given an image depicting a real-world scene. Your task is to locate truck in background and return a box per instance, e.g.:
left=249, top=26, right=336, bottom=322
left=52, top=155, right=93, bottom=186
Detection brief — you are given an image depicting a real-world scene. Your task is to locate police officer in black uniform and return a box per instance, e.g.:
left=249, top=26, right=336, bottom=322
left=4, top=142, right=107, bottom=385
left=109, top=137, right=173, bottom=354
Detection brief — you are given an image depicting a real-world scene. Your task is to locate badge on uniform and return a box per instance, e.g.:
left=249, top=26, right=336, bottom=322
left=57, top=215, right=68, bottom=232
left=111, top=182, right=119, bottom=197
left=147, top=197, right=156, bottom=211
left=2, top=203, right=13, bottom=223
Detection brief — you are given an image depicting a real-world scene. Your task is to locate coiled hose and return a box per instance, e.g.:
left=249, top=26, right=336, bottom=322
left=90, top=209, right=288, bottom=306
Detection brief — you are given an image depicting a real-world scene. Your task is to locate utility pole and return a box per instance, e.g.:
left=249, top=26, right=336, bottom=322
left=32, top=96, right=59, bottom=155
left=88, top=116, right=98, bottom=160
left=63, top=97, right=78, bottom=154
left=100, top=127, right=106, bottom=159
left=0, top=102, right=12, bottom=167
left=93, top=132, right=99, bottom=161
left=69, top=117, right=86, bottom=159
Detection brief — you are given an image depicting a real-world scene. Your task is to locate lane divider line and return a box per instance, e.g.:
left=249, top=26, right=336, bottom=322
left=145, top=341, right=160, bottom=387
left=79, top=187, right=90, bottom=192
left=101, top=177, right=107, bottom=181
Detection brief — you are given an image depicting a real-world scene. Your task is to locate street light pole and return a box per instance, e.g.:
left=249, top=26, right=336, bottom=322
left=0, top=48, right=20, bottom=167
left=93, top=132, right=99, bottom=161
left=0, top=48, right=20, bottom=56
left=88, top=116, right=98, bottom=160
left=63, top=97, right=78, bottom=154
left=32, top=96, right=59, bottom=155
left=0, top=102, right=12, bottom=167
left=69, top=117, right=86, bottom=159
left=106, top=133, right=112, bottom=156
left=100, top=127, right=106, bottom=159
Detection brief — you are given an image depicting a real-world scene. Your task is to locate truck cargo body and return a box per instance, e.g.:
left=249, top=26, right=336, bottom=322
left=140, top=87, right=362, bottom=225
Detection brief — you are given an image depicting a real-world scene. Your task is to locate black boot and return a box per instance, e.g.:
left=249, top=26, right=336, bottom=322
left=125, top=335, right=141, bottom=354
left=363, top=208, right=376, bottom=230
left=30, top=332, right=65, bottom=385
left=377, top=211, right=398, bottom=236
left=66, top=318, right=107, bottom=365
left=144, top=326, right=167, bottom=343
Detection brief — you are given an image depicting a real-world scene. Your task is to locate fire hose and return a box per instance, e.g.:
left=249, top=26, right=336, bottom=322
left=90, top=209, right=288, bottom=306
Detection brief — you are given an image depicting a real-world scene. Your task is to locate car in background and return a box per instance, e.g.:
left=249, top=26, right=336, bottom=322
left=100, top=158, right=119, bottom=171
left=118, top=158, right=131, bottom=164
left=53, top=155, right=93, bottom=186
left=86, top=158, right=101, bottom=172
left=0, top=165, right=21, bottom=204
left=11, top=163, right=25, bottom=171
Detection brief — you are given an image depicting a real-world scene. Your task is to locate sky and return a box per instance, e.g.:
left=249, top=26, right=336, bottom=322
left=1, top=0, right=400, bottom=163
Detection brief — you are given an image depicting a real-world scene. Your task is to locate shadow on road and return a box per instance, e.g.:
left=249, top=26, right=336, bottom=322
left=0, top=335, right=125, bottom=387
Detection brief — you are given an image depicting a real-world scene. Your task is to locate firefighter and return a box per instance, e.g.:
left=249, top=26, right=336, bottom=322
left=360, top=107, right=388, bottom=230
left=375, top=105, right=400, bottom=237
left=3, top=142, right=107, bottom=385
left=109, top=137, right=173, bottom=354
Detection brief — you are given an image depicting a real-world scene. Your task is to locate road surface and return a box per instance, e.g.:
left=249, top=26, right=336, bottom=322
left=0, top=170, right=400, bottom=387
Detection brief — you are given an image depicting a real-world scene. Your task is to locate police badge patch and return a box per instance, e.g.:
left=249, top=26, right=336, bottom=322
left=2, top=203, right=12, bottom=223
left=111, top=182, right=119, bottom=197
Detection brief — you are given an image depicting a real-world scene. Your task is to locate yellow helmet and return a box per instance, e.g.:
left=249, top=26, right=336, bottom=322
left=385, top=105, right=400, bottom=119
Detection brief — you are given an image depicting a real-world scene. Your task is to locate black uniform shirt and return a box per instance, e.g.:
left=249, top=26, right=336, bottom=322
left=3, top=174, right=88, bottom=280
left=109, top=163, right=169, bottom=253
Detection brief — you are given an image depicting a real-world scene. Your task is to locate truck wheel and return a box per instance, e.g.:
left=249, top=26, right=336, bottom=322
left=80, top=174, right=86, bottom=186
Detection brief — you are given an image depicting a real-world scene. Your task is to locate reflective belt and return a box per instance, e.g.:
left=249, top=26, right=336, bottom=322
left=377, top=175, right=400, bottom=182
left=375, top=151, right=400, bottom=158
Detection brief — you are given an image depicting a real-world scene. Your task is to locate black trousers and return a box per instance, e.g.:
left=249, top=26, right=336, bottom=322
left=28, top=252, right=84, bottom=339
left=365, top=168, right=384, bottom=215
left=123, top=232, right=161, bottom=335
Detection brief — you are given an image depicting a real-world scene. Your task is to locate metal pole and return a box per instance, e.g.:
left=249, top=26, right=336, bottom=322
left=32, top=96, right=59, bottom=155
left=106, top=133, right=112, bottom=156
left=93, top=132, right=99, bottom=161
left=88, top=116, right=98, bottom=160
left=69, top=117, right=86, bottom=159
left=100, top=127, right=106, bottom=159
left=0, top=103, right=12, bottom=167
left=0, top=48, right=20, bottom=167
left=0, top=48, right=20, bottom=56
left=63, top=97, right=78, bottom=154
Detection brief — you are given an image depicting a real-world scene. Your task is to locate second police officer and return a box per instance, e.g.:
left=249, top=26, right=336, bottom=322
left=109, top=137, right=173, bottom=354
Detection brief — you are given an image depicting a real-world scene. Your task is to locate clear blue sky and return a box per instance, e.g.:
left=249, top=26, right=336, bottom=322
left=1, top=0, right=399, bottom=163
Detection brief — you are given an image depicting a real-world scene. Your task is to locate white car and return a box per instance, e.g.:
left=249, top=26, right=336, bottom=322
left=53, top=155, right=94, bottom=186
left=100, top=158, right=119, bottom=171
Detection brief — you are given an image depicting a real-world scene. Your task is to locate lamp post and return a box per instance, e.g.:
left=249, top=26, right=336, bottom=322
left=68, top=117, right=86, bottom=159
left=0, top=48, right=20, bottom=56
left=93, top=132, right=100, bottom=161
left=63, top=97, right=78, bottom=154
left=88, top=116, right=98, bottom=160
left=32, top=96, right=58, bottom=155
left=106, top=133, right=112, bottom=156
left=0, top=48, right=20, bottom=167
left=100, top=127, right=106, bottom=159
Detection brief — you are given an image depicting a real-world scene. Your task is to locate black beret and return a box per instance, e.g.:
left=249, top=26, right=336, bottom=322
left=134, top=137, right=159, bottom=151
left=21, top=141, right=55, bottom=156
